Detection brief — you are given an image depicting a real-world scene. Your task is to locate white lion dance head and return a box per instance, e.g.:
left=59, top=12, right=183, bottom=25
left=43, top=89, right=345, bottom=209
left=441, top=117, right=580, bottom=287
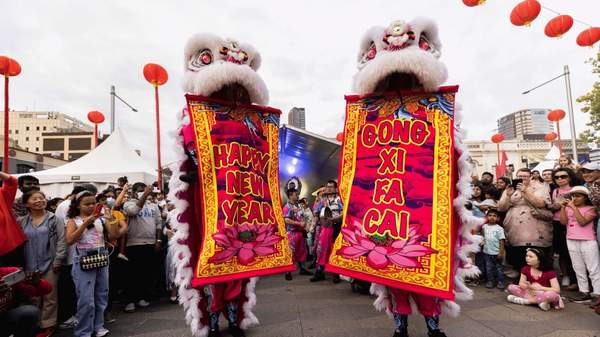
left=354, top=18, right=483, bottom=318
left=169, top=34, right=267, bottom=337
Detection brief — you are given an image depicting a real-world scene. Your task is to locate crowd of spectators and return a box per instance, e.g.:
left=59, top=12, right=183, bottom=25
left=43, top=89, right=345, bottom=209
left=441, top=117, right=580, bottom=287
left=469, top=157, right=600, bottom=314
left=0, top=174, right=176, bottom=337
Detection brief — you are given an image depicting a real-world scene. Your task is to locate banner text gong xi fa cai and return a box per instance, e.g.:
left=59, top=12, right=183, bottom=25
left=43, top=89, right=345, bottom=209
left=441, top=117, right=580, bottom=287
left=186, top=95, right=294, bottom=286
left=327, top=86, right=458, bottom=299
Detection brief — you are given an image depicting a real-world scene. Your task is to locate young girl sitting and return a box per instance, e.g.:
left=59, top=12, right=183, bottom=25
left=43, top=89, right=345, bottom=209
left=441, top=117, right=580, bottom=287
left=560, top=185, right=600, bottom=303
left=507, top=248, right=564, bottom=311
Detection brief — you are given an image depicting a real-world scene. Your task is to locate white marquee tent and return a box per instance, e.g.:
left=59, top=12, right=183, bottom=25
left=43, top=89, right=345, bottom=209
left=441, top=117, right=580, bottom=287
left=531, top=145, right=561, bottom=173
left=20, top=128, right=157, bottom=197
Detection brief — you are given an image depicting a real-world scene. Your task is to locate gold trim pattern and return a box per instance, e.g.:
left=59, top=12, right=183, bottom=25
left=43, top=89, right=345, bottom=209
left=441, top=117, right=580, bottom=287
left=329, top=94, right=454, bottom=292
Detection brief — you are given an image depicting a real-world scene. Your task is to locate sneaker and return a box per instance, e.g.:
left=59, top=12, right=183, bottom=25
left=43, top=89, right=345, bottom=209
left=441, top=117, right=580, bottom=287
left=393, top=329, right=409, bottom=337
left=59, top=316, right=78, bottom=329
left=507, top=295, right=530, bottom=305
left=229, top=325, right=245, bottom=337
left=104, top=312, right=116, bottom=324
left=95, top=327, right=110, bottom=337
left=332, top=274, right=341, bottom=284
left=561, top=276, right=570, bottom=287
left=136, top=299, right=150, bottom=308
left=117, top=253, right=129, bottom=261
left=124, top=302, right=136, bottom=313
left=285, top=272, right=292, bottom=281
left=538, top=302, right=551, bottom=311
left=496, top=281, right=505, bottom=290
left=428, top=330, right=447, bottom=337
left=485, top=281, right=495, bottom=289
left=310, top=272, right=325, bottom=282
left=570, top=292, right=592, bottom=303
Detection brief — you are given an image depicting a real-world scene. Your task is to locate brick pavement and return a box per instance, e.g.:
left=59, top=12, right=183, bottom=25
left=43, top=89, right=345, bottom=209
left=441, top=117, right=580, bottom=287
left=54, top=273, right=600, bottom=337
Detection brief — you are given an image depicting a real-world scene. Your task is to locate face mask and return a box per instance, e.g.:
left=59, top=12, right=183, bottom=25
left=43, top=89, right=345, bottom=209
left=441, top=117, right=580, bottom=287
left=106, top=197, right=115, bottom=208
left=137, top=192, right=145, bottom=199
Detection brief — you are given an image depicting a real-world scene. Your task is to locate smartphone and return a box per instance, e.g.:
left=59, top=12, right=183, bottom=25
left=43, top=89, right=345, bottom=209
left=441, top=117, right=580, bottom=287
left=94, top=204, right=104, bottom=215
left=2, top=269, right=25, bottom=286
left=511, top=178, right=523, bottom=189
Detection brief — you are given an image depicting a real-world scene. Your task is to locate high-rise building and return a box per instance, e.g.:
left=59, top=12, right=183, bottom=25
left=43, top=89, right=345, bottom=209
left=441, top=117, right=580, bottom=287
left=497, top=109, right=553, bottom=140
left=0, top=111, right=93, bottom=154
left=288, top=107, right=306, bottom=130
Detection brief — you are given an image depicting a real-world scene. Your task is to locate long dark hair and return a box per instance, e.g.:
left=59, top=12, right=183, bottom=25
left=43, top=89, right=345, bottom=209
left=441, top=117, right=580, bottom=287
left=527, top=248, right=552, bottom=271
left=67, top=191, right=96, bottom=219
left=551, top=167, right=580, bottom=187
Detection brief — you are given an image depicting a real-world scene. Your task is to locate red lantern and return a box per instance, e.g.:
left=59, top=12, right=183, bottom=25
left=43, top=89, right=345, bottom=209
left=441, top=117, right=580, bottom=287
left=545, top=132, right=558, bottom=141
left=87, top=111, right=105, bottom=124
left=576, top=27, right=600, bottom=47
left=491, top=133, right=504, bottom=143
left=336, top=132, right=344, bottom=142
left=544, top=15, right=574, bottom=38
left=0, top=57, right=21, bottom=77
left=143, top=63, right=168, bottom=86
left=510, top=0, right=541, bottom=26
left=547, top=109, right=566, bottom=122
left=462, top=0, right=485, bottom=7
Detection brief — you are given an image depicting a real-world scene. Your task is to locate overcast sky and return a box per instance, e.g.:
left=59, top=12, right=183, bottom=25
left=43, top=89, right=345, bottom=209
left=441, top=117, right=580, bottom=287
left=2, top=0, right=599, bottom=166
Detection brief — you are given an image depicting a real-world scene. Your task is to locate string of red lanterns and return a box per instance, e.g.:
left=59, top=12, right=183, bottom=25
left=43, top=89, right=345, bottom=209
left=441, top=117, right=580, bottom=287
left=461, top=0, right=600, bottom=48
left=490, top=133, right=504, bottom=168
left=87, top=111, right=105, bottom=148
left=547, top=109, right=566, bottom=154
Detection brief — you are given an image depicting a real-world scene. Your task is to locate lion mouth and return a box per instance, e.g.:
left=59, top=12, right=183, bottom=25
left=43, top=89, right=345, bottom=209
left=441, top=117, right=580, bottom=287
left=374, top=72, right=423, bottom=93
left=209, top=83, right=251, bottom=104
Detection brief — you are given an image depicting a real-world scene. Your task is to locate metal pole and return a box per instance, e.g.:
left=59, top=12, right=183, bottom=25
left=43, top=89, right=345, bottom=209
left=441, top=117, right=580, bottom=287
left=3, top=76, right=8, bottom=172
left=564, top=65, right=578, bottom=161
left=154, top=85, right=163, bottom=191
left=110, top=85, right=115, bottom=133
left=555, top=121, right=563, bottom=154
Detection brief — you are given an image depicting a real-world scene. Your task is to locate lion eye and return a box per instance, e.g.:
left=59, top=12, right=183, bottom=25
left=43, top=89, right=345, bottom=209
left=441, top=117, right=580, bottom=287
left=360, top=42, right=377, bottom=66
left=419, top=35, right=432, bottom=52
left=188, top=49, right=213, bottom=71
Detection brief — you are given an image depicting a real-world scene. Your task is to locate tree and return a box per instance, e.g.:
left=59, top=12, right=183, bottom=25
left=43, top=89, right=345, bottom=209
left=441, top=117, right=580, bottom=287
left=577, top=51, right=600, bottom=144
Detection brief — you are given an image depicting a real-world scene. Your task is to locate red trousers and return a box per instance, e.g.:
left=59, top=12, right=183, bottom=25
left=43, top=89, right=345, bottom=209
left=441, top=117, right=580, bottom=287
left=207, top=280, right=243, bottom=313
left=389, top=288, right=441, bottom=316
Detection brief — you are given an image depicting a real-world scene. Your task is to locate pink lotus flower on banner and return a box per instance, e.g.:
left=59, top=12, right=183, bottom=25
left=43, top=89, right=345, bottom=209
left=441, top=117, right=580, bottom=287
left=337, top=221, right=437, bottom=270
left=209, top=224, right=283, bottom=265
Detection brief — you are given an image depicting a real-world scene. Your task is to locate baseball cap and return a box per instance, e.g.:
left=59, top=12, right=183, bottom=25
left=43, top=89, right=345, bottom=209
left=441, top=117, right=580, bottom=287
left=567, top=185, right=590, bottom=197
left=581, top=162, right=600, bottom=171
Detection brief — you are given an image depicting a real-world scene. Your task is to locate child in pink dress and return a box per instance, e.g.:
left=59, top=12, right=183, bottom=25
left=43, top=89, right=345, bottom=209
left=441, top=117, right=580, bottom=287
left=559, top=185, right=600, bottom=303
left=507, top=248, right=564, bottom=311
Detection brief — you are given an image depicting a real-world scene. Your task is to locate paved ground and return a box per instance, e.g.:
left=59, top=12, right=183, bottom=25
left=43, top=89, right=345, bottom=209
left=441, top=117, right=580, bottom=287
left=56, top=273, right=599, bottom=337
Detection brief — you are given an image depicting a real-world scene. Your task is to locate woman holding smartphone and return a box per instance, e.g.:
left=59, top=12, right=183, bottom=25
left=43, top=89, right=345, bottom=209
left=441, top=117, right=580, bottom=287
left=498, top=168, right=552, bottom=274
left=65, top=191, right=121, bottom=337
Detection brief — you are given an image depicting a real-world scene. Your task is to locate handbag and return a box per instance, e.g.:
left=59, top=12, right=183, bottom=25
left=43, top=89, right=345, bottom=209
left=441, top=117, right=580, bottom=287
left=77, top=218, right=111, bottom=271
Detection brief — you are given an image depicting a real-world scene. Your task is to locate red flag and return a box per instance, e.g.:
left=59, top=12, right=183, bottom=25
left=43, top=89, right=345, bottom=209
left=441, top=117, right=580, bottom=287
left=496, top=150, right=508, bottom=178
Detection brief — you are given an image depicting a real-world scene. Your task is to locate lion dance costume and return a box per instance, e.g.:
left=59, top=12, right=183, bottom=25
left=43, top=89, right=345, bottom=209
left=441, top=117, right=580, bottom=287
left=168, top=34, right=271, bottom=337
left=331, top=18, right=483, bottom=337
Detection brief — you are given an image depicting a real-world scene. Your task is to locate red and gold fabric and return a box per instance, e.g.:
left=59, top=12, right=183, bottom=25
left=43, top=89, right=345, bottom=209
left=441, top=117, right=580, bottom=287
left=326, top=86, right=458, bottom=300
left=186, top=95, right=295, bottom=286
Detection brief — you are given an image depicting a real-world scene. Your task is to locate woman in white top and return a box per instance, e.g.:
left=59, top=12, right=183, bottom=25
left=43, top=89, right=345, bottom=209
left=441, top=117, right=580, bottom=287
left=65, top=191, right=122, bottom=337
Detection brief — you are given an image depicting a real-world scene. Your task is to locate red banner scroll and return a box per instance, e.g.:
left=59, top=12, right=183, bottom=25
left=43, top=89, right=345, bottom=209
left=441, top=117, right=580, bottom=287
left=326, top=87, right=458, bottom=299
left=187, top=95, right=295, bottom=285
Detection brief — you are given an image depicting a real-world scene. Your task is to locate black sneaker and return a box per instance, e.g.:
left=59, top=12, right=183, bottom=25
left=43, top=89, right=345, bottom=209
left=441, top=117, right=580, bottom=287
left=310, top=272, right=325, bottom=282
left=285, top=272, right=292, bottom=281
left=228, top=325, right=245, bottom=337
left=332, top=274, right=341, bottom=284
left=208, top=328, right=221, bottom=337
left=393, top=329, right=409, bottom=337
left=428, top=330, right=447, bottom=337
left=571, top=292, right=592, bottom=303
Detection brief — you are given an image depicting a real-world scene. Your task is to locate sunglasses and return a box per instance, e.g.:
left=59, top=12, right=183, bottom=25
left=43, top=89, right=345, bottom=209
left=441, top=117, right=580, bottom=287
left=554, top=174, right=569, bottom=179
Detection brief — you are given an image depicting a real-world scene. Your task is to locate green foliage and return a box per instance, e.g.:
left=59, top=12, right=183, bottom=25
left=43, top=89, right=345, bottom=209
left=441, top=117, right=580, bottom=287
left=577, top=52, right=600, bottom=144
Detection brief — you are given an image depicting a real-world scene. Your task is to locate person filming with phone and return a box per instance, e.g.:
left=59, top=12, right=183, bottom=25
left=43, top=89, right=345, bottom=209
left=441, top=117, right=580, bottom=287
left=498, top=168, right=552, bottom=275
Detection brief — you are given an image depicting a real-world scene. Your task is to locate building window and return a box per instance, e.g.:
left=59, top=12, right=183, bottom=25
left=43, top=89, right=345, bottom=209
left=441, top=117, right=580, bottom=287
left=43, top=126, right=46, bottom=131
left=16, top=164, right=34, bottom=174
left=25, top=147, right=29, bottom=151
left=43, top=138, right=64, bottom=151
left=35, top=147, right=39, bottom=152
left=15, top=130, right=18, bottom=134
left=25, top=137, right=29, bottom=141
left=36, top=137, right=39, bottom=141
left=25, top=126, right=29, bottom=131
left=69, top=138, right=91, bottom=151
left=36, top=126, right=40, bottom=131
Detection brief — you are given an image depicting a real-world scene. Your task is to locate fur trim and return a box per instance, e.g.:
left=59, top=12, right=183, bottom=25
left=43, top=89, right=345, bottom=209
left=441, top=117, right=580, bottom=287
left=370, top=283, right=393, bottom=318
left=240, top=277, right=259, bottom=329
left=168, top=109, right=207, bottom=337
left=352, top=48, right=448, bottom=94
left=182, top=33, right=269, bottom=105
